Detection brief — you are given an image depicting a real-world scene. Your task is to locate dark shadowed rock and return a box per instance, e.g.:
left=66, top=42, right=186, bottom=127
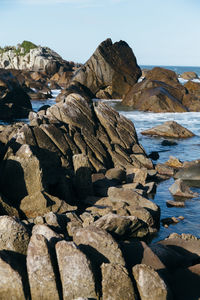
left=0, top=69, right=32, bottom=120
left=72, top=38, right=141, bottom=99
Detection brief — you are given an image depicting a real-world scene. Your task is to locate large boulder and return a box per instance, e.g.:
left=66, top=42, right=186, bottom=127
left=122, top=79, right=187, bottom=112
left=181, top=71, right=198, bottom=80
left=0, top=69, right=32, bottom=120
left=72, top=38, right=141, bottom=99
left=122, top=67, right=188, bottom=112
left=141, top=121, right=194, bottom=138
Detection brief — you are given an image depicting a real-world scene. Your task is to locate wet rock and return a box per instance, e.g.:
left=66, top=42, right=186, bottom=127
left=27, top=234, right=60, bottom=300
left=165, top=156, right=183, bottom=169
left=174, top=163, right=200, bottom=180
left=101, top=263, right=136, bottom=300
left=141, top=121, right=194, bottom=138
left=166, top=200, right=185, bottom=207
left=132, top=264, right=172, bottom=300
left=0, top=216, right=30, bottom=254
left=155, top=163, right=174, bottom=177
left=169, top=179, right=198, bottom=198
left=161, top=217, right=179, bottom=226
left=56, top=240, right=97, bottom=299
left=161, top=139, right=178, bottom=146
left=72, top=38, right=141, bottom=99
left=73, top=226, right=125, bottom=266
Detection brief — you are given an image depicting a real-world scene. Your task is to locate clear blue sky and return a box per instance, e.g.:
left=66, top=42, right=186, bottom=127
left=1, top=0, right=200, bottom=66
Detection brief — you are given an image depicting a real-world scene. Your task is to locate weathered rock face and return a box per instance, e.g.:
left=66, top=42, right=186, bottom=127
left=181, top=71, right=198, bottom=80
left=0, top=42, right=76, bottom=76
left=0, top=69, right=32, bottom=120
left=72, top=38, right=141, bottom=99
left=56, top=240, right=97, bottom=299
left=101, top=263, right=136, bottom=300
left=27, top=234, right=60, bottom=300
left=141, top=121, right=194, bottom=138
left=122, top=78, right=187, bottom=112
left=132, top=264, right=172, bottom=300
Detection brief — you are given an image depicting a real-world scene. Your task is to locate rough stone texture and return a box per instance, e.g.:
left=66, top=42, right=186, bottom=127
left=169, top=179, right=198, bottom=198
left=0, top=254, right=26, bottom=300
left=181, top=71, right=198, bottom=80
left=72, top=38, right=141, bottom=98
left=94, top=213, right=149, bottom=239
left=0, top=216, right=30, bottom=254
left=132, top=264, right=172, bottom=300
left=56, top=240, right=97, bottom=299
left=27, top=234, right=60, bottom=300
left=0, top=69, right=32, bottom=120
left=73, top=226, right=125, bottom=266
left=0, top=45, right=76, bottom=76
left=141, top=121, right=194, bottom=138
left=122, top=78, right=187, bottom=112
left=32, top=224, right=62, bottom=242
left=101, top=263, right=136, bottom=300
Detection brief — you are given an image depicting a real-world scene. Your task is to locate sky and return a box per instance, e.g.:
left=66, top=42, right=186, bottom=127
left=0, top=0, right=200, bottom=66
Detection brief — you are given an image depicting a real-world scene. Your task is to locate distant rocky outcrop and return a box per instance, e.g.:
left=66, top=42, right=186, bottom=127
left=0, top=69, right=32, bottom=120
left=0, top=41, right=78, bottom=76
left=71, top=38, right=141, bottom=99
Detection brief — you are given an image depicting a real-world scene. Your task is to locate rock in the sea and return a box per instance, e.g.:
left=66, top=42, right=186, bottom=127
left=122, top=79, right=187, bottom=112
left=27, top=234, right=60, bottom=300
left=141, top=121, right=194, bottom=138
left=72, top=38, right=141, bottom=98
left=174, top=163, right=200, bottom=180
left=181, top=71, right=198, bottom=80
left=132, top=264, right=172, bottom=300
left=101, top=262, right=136, bottom=300
left=0, top=69, right=32, bottom=120
left=56, top=240, right=97, bottom=299
left=169, top=179, right=198, bottom=198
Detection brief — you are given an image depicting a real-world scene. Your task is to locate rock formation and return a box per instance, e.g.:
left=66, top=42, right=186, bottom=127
left=71, top=38, right=141, bottom=99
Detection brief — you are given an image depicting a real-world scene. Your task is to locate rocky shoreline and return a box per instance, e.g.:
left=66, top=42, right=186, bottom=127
left=0, top=39, right=200, bottom=299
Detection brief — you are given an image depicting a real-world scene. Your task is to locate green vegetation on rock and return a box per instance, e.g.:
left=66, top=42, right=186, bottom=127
left=0, top=40, right=37, bottom=56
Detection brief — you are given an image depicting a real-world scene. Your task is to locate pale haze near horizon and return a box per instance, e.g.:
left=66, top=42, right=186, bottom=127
left=0, top=0, right=200, bottom=66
